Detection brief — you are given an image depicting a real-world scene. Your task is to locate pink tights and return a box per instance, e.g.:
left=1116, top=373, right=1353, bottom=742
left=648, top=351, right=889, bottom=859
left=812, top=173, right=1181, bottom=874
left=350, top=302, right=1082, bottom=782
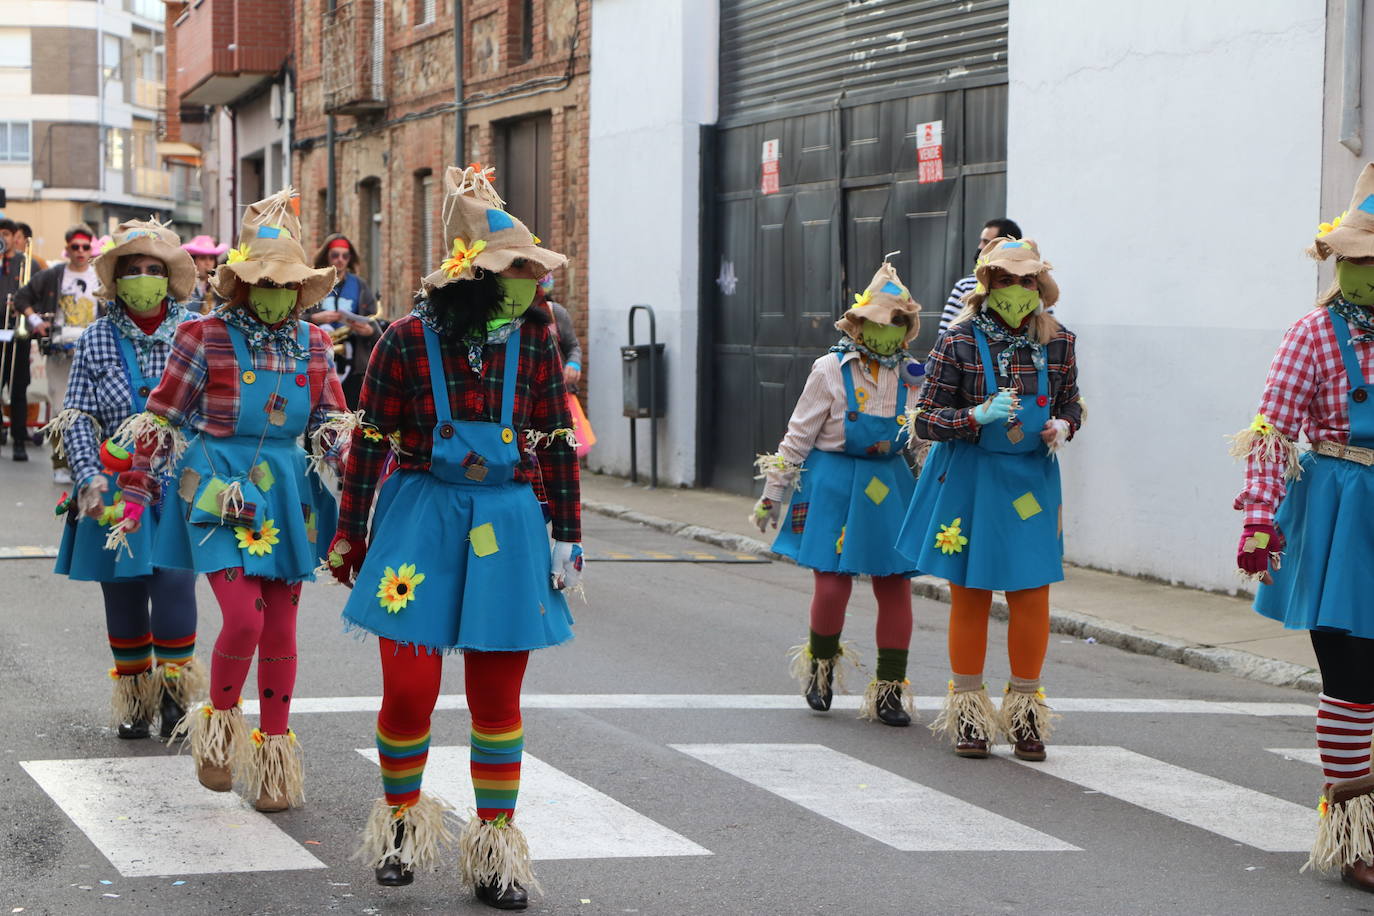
left=206, top=568, right=301, bottom=735
left=809, top=571, right=912, bottom=649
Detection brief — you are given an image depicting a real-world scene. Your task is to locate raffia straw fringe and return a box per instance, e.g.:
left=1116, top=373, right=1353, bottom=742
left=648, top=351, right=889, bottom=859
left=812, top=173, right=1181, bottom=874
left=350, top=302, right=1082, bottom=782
left=858, top=679, right=917, bottom=723
left=458, top=814, right=540, bottom=896
left=111, top=411, right=188, bottom=473
left=41, top=408, right=101, bottom=462
left=307, top=409, right=364, bottom=481
left=929, top=688, right=1000, bottom=744
left=1227, top=426, right=1302, bottom=482
left=354, top=794, right=457, bottom=871
left=170, top=702, right=248, bottom=767
left=1000, top=689, right=1059, bottom=742
left=786, top=641, right=863, bottom=696
left=104, top=522, right=135, bottom=559
left=159, top=658, right=208, bottom=708
left=243, top=731, right=305, bottom=808
left=753, top=452, right=806, bottom=493
left=1307, top=787, right=1374, bottom=873
left=525, top=428, right=581, bottom=450
left=109, top=669, right=160, bottom=728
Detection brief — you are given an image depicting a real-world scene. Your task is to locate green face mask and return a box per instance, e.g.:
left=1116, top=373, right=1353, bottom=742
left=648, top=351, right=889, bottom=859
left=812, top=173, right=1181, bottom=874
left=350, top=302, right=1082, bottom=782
left=1337, top=261, right=1374, bottom=306
left=117, top=275, right=168, bottom=314
left=248, top=286, right=298, bottom=325
left=487, top=278, right=539, bottom=331
left=986, top=284, right=1040, bottom=329
left=858, top=319, right=906, bottom=356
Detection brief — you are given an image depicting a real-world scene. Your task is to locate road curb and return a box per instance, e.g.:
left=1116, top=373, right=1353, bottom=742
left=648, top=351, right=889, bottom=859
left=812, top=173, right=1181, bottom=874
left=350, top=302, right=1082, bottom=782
left=584, top=498, right=1321, bottom=694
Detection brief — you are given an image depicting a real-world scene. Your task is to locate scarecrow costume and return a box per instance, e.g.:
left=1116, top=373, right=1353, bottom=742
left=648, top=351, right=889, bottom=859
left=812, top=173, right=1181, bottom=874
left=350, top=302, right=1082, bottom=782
left=1233, top=162, right=1374, bottom=892
left=45, top=219, right=203, bottom=740
left=752, top=259, right=922, bottom=726
left=115, top=189, right=351, bottom=812
left=895, top=238, right=1082, bottom=761
left=329, top=164, right=581, bottom=910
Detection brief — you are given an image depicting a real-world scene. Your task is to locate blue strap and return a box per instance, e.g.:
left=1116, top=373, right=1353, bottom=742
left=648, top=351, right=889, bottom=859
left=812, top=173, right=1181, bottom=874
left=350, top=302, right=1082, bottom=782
left=225, top=322, right=251, bottom=369
left=973, top=326, right=1000, bottom=397
left=115, top=333, right=140, bottom=386
left=1328, top=307, right=1369, bottom=389
left=896, top=374, right=908, bottom=414
left=839, top=353, right=860, bottom=412
left=295, top=320, right=310, bottom=373
left=421, top=324, right=453, bottom=423
left=500, top=331, right=519, bottom=429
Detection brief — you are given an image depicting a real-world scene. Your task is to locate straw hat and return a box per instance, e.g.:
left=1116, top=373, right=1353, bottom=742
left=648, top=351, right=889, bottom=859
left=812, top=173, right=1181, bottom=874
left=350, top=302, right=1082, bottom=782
left=420, top=164, right=567, bottom=294
left=211, top=187, right=336, bottom=310
left=972, top=237, right=1059, bottom=309
left=1311, top=162, right=1374, bottom=260
left=835, top=260, right=922, bottom=346
left=92, top=218, right=197, bottom=302
left=182, top=235, right=228, bottom=257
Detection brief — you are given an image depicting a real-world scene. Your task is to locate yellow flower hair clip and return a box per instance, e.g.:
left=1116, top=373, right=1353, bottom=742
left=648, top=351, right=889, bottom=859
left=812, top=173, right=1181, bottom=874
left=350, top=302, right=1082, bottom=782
left=441, top=237, right=487, bottom=279
left=1318, top=211, right=1347, bottom=237
left=226, top=244, right=252, bottom=265
left=853, top=289, right=872, bottom=309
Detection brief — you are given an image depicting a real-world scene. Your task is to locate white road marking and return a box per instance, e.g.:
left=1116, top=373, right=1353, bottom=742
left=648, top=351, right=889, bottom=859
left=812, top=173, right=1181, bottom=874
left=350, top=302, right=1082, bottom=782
left=356, top=747, right=710, bottom=860
left=1010, top=746, right=1314, bottom=852
left=242, top=694, right=1313, bottom=716
left=20, top=757, right=326, bottom=877
left=671, top=743, right=1079, bottom=852
left=1266, top=748, right=1323, bottom=766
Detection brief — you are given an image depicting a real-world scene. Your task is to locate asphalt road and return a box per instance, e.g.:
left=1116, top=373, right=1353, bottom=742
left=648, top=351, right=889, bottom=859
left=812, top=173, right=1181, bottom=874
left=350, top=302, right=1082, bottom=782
left=0, top=454, right=1366, bottom=916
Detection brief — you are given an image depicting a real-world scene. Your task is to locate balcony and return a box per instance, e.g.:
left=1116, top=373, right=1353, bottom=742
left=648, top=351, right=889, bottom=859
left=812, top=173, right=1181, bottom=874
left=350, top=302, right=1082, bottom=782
left=173, top=0, right=290, bottom=107
left=134, top=78, right=165, bottom=111
left=323, top=0, right=386, bottom=116
left=133, top=166, right=173, bottom=199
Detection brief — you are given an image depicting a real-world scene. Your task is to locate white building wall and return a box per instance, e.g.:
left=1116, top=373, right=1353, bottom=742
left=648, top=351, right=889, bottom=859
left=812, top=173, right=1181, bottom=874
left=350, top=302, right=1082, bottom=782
left=1006, top=0, right=1327, bottom=592
left=586, top=0, right=719, bottom=485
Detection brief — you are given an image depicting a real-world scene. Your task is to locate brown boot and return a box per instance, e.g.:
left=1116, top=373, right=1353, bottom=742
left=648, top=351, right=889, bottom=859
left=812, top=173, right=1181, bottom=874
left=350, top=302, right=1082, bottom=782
left=245, top=729, right=305, bottom=813
left=931, top=675, right=998, bottom=759
left=1001, top=680, right=1057, bottom=762
left=175, top=703, right=247, bottom=793
left=255, top=785, right=290, bottom=813
left=1343, top=859, right=1374, bottom=893
left=197, top=759, right=233, bottom=792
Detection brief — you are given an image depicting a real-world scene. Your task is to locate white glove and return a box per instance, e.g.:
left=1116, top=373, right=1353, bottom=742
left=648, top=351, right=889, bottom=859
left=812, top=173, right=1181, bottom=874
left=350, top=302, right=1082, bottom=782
left=551, top=541, right=584, bottom=591
left=751, top=497, right=780, bottom=533
left=1042, top=418, right=1071, bottom=452
left=78, top=476, right=109, bottom=519
left=971, top=390, right=1018, bottom=425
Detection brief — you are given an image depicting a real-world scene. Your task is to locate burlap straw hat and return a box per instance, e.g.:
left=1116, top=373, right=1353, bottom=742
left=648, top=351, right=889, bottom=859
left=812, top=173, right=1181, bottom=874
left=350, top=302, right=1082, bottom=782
left=93, top=218, right=197, bottom=302
left=1311, top=162, right=1374, bottom=260
left=972, top=237, right=1059, bottom=309
left=835, top=259, right=922, bottom=346
left=211, top=187, right=336, bottom=310
left=420, top=164, right=567, bottom=294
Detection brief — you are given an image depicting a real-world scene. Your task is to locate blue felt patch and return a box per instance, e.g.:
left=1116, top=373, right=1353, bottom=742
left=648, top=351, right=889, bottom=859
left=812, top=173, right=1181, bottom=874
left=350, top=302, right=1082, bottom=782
left=880, top=281, right=904, bottom=296
left=1359, top=195, right=1374, bottom=216
left=486, top=209, right=516, bottom=232
left=1001, top=240, right=1027, bottom=249
left=257, top=225, right=287, bottom=240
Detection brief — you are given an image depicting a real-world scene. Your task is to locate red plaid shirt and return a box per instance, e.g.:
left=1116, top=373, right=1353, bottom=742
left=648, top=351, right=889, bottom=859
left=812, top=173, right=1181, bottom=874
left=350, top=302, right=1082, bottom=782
left=337, top=314, right=580, bottom=543
left=1237, top=306, right=1374, bottom=526
left=119, top=317, right=347, bottom=505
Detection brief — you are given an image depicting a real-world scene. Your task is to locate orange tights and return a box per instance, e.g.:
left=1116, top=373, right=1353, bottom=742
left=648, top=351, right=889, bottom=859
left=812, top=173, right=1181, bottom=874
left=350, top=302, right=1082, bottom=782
left=948, top=584, right=1050, bottom=680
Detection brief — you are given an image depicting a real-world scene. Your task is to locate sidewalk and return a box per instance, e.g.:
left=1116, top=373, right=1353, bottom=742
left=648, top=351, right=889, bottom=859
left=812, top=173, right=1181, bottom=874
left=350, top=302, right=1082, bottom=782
left=580, top=471, right=1320, bottom=693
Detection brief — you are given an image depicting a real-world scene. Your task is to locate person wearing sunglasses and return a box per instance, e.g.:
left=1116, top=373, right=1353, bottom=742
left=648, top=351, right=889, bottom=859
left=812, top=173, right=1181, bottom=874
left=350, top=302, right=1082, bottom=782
left=16, top=224, right=103, bottom=483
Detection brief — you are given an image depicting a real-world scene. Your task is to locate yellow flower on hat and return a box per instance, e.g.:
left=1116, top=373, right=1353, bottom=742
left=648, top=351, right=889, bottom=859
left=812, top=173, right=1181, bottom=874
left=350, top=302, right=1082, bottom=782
left=853, top=289, right=872, bottom=309
left=531, top=234, right=541, bottom=245
left=234, top=519, right=280, bottom=556
left=441, top=237, right=487, bottom=279
left=226, top=244, right=252, bottom=265
left=934, top=517, right=969, bottom=555
left=378, top=563, right=426, bottom=613
left=1318, top=211, right=1347, bottom=237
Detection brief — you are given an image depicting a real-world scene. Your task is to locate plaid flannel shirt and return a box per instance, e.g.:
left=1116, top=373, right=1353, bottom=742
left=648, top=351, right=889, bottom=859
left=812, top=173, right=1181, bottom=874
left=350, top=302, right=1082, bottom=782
left=915, top=319, right=1082, bottom=442
left=119, top=317, right=347, bottom=505
left=338, top=314, right=580, bottom=543
left=1236, top=307, right=1374, bottom=526
left=60, top=310, right=199, bottom=487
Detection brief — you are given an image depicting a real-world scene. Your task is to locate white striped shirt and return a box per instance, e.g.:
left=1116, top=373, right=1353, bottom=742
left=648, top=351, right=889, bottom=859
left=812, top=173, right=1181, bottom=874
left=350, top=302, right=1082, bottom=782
left=938, top=275, right=979, bottom=334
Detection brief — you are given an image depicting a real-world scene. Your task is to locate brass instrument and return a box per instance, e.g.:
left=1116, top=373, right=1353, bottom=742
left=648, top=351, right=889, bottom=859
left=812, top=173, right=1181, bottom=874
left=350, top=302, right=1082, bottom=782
left=4, top=242, right=34, bottom=425
left=330, top=323, right=352, bottom=357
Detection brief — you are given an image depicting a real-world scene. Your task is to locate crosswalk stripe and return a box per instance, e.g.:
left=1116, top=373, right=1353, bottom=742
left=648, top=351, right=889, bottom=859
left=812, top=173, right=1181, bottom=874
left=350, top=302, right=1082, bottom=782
left=1009, top=746, right=1314, bottom=852
left=20, top=757, right=326, bottom=877
left=671, top=743, right=1079, bottom=852
left=356, top=747, right=711, bottom=860
left=1267, top=748, right=1323, bottom=766
left=243, top=694, right=1314, bottom=716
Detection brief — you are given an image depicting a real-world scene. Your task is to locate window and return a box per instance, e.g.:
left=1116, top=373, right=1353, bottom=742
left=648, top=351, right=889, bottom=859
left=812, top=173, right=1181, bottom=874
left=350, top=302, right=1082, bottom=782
left=0, top=122, right=30, bottom=162
left=103, top=34, right=122, bottom=81
left=0, top=29, right=31, bottom=69
left=416, top=170, right=435, bottom=274
left=418, top=0, right=436, bottom=27
left=520, top=0, right=534, bottom=61
left=105, top=127, right=125, bottom=169
left=131, top=0, right=164, bottom=20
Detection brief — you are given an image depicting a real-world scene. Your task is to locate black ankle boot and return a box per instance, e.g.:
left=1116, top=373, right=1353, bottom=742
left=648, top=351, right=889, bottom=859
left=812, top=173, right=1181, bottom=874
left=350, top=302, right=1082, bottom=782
left=12, top=438, right=26, bottom=461
left=804, top=659, right=834, bottom=711
left=117, top=719, right=150, bottom=739
left=475, top=878, right=528, bottom=910
left=159, top=686, right=186, bottom=741
left=875, top=686, right=911, bottom=727
left=375, top=818, right=414, bottom=887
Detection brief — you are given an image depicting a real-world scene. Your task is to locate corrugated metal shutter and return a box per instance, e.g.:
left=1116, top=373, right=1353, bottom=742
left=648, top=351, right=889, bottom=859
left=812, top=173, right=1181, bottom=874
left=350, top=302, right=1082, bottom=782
left=720, top=0, right=1008, bottom=120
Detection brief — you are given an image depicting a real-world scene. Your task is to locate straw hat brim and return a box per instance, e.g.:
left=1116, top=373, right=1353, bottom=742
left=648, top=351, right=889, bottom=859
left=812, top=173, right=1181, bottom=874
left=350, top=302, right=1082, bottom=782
left=94, top=236, right=197, bottom=302
left=835, top=300, right=922, bottom=347
left=211, top=257, right=337, bottom=310
left=1311, top=226, right=1374, bottom=261
left=420, top=244, right=569, bottom=294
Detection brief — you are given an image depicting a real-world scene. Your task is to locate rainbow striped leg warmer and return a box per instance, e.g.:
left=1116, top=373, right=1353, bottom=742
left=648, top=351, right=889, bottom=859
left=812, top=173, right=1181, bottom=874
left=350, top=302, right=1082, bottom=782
left=377, top=723, right=430, bottom=808
left=470, top=718, right=522, bottom=821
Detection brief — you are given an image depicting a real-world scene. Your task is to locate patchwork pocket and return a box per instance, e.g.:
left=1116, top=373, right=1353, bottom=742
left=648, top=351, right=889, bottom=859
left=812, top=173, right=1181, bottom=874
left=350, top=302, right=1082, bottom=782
left=790, top=502, right=809, bottom=534
left=187, top=474, right=263, bottom=528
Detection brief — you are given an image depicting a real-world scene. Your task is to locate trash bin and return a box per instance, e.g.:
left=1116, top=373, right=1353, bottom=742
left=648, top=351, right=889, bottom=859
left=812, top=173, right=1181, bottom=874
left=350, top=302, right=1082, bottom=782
left=621, top=342, right=666, bottom=419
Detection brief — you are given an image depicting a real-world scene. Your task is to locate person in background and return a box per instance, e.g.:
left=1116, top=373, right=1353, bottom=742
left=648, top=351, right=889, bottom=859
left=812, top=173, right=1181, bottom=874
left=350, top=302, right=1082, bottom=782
left=310, top=234, right=378, bottom=408
left=537, top=272, right=582, bottom=391
left=937, top=218, right=1024, bottom=337
left=16, top=224, right=103, bottom=484
left=14, top=224, right=49, bottom=272
left=181, top=235, right=228, bottom=313
left=0, top=218, right=32, bottom=458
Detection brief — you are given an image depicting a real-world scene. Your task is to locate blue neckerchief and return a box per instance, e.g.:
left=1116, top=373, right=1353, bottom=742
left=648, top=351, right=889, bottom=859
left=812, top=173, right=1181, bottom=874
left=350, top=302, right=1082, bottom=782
left=1330, top=297, right=1374, bottom=344
left=213, top=305, right=309, bottom=360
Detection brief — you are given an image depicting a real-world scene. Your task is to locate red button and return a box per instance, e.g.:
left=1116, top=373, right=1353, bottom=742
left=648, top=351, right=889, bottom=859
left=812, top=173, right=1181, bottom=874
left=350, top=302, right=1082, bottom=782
left=296, top=374, right=307, bottom=387
left=1036, top=395, right=1049, bottom=407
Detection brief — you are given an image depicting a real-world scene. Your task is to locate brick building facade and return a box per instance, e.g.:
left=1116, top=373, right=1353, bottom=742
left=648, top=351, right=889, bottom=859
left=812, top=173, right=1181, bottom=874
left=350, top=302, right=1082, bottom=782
left=293, top=0, right=591, bottom=366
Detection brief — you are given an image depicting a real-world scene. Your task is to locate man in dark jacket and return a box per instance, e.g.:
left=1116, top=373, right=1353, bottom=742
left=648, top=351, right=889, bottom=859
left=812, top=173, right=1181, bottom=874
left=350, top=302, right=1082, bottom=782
left=0, top=219, right=32, bottom=459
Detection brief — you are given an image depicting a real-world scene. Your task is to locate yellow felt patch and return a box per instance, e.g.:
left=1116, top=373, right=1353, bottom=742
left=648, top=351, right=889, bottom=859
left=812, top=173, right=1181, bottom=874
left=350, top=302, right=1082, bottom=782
left=195, top=478, right=229, bottom=515
left=470, top=523, right=499, bottom=557
left=1012, top=491, right=1042, bottom=520
left=864, top=476, right=890, bottom=505
left=250, top=461, right=276, bottom=492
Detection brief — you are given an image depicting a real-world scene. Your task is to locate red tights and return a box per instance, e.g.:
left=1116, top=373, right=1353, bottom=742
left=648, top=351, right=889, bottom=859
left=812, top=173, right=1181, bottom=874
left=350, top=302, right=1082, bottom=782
left=809, top=571, right=912, bottom=649
left=205, top=568, right=301, bottom=735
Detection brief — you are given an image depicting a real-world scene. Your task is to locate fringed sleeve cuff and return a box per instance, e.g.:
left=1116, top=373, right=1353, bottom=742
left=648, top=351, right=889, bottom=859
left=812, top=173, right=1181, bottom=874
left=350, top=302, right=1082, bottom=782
left=1228, top=413, right=1303, bottom=481
left=525, top=427, right=581, bottom=450
left=112, top=411, right=187, bottom=474
left=41, top=408, right=101, bottom=462
left=755, top=452, right=805, bottom=502
left=307, top=409, right=365, bottom=481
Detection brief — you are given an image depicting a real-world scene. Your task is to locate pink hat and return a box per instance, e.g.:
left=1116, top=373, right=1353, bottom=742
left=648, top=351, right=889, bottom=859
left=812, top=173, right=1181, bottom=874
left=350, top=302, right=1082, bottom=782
left=181, top=234, right=228, bottom=257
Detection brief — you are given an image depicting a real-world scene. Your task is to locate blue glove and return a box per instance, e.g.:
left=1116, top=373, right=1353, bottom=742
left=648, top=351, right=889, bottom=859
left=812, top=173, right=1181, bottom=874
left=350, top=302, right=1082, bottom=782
left=971, top=390, right=1018, bottom=425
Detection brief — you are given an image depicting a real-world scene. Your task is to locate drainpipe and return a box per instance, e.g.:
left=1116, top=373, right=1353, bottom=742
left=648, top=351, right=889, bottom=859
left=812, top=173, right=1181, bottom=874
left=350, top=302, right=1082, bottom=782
left=454, top=0, right=464, bottom=163
left=326, top=115, right=337, bottom=233
left=229, top=107, right=238, bottom=239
